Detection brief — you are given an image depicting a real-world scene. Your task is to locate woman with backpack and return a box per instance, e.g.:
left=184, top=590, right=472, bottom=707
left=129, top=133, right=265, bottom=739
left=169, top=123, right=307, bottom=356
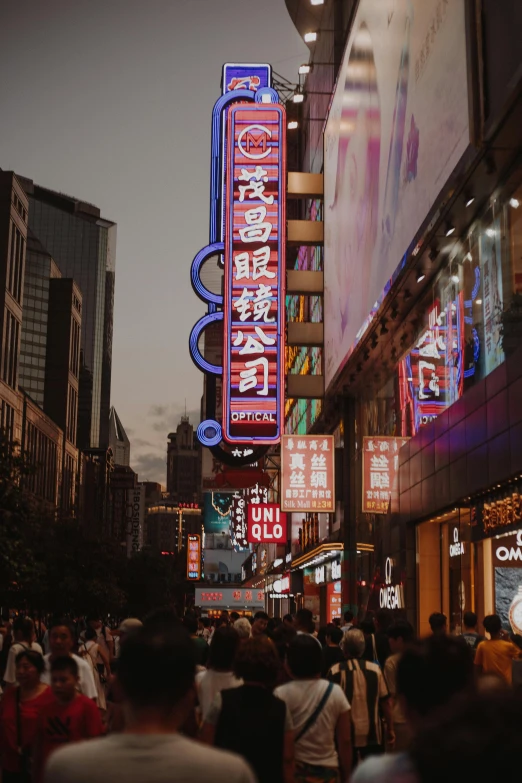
left=78, top=626, right=110, bottom=712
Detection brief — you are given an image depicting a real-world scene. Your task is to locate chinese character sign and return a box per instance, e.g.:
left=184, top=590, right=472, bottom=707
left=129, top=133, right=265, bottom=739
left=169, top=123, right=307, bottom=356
left=281, top=435, right=335, bottom=513
left=247, top=503, right=287, bottom=544
left=187, top=534, right=201, bottom=580
left=362, top=437, right=409, bottom=514
left=223, top=103, right=286, bottom=444
left=230, top=483, right=268, bottom=551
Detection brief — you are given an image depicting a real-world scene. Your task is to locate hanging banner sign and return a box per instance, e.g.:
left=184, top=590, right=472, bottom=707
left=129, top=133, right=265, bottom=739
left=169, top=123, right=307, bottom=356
left=247, top=503, right=287, bottom=544
left=362, top=436, right=409, bottom=514
left=281, top=435, right=335, bottom=513
left=187, top=534, right=201, bottom=580
left=222, top=102, right=286, bottom=444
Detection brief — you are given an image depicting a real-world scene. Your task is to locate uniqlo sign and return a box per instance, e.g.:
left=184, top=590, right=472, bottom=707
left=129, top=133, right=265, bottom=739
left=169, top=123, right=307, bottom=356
left=362, top=436, right=409, bottom=514
left=247, top=503, right=287, bottom=544
left=222, top=102, right=286, bottom=444
left=281, top=435, right=335, bottom=513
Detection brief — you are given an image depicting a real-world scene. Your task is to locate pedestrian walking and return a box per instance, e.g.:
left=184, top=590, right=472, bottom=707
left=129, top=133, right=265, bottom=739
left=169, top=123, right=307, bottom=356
left=275, top=634, right=352, bottom=782
left=77, top=626, right=110, bottom=712
left=183, top=614, right=209, bottom=667
left=201, top=635, right=294, bottom=783
left=383, top=620, right=415, bottom=752
left=428, top=612, right=447, bottom=635
left=3, top=619, right=43, bottom=688
left=233, top=617, right=252, bottom=640
left=352, top=634, right=474, bottom=783
left=460, top=611, right=484, bottom=656
left=35, top=657, right=104, bottom=781
left=251, top=611, right=269, bottom=637
left=329, top=629, right=394, bottom=763
left=40, top=619, right=97, bottom=703
left=43, top=625, right=256, bottom=783
left=475, top=614, right=522, bottom=685
left=0, top=649, right=53, bottom=783
left=196, top=625, right=242, bottom=721
left=321, top=626, right=345, bottom=677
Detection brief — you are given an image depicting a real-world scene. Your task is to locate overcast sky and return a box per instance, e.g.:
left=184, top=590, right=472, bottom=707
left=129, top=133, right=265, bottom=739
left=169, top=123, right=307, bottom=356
left=0, top=0, right=307, bottom=483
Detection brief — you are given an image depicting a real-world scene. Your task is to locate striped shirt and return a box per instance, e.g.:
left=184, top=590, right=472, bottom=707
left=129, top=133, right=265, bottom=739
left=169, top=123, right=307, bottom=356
left=328, top=658, right=389, bottom=748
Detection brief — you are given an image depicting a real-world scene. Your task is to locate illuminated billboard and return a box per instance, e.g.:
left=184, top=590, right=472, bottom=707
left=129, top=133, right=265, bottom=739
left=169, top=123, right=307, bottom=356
left=247, top=504, right=287, bottom=544
left=324, top=0, right=470, bottom=389
left=281, top=435, right=335, bottom=513
left=187, top=534, right=201, bottom=580
left=223, top=103, right=286, bottom=444
left=362, top=436, right=409, bottom=514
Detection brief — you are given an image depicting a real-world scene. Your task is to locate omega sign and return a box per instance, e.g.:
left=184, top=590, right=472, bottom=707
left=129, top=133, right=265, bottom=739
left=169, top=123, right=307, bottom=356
left=449, top=526, right=465, bottom=558
left=495, top=531, right=522, bottom=563
left=380, top=558, right=403, bottom=610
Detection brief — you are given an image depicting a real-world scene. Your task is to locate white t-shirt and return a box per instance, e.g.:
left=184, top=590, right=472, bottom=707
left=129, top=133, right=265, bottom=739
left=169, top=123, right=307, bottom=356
left=196, top=669, right=243, bottom=720
left=274, top=679, right=351, bottom=768
left=41, top=653, right=97, bottom=701
left=3, top=642, right=44, bottom=684
left=44, top=732, right=257, bottom=783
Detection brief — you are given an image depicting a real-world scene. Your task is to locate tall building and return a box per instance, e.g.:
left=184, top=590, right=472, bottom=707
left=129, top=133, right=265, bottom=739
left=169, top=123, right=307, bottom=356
left=167, top=417, right=201, bottom=504
left=17, top=176, right=116, bottom=451
left=108, top=406, right=130, bottom=467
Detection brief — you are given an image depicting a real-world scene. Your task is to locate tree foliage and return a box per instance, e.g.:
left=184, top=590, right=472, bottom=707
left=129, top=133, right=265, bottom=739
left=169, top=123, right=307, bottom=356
left=0, top=430, right=185, bottom=617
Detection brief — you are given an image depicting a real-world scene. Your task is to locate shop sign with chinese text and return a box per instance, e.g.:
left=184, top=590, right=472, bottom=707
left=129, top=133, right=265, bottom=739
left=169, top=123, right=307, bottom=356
left=230, top=483, right=268, bottom=550
left=281, top=435, right=335, bottom=512
left=194, top=587, right=265, bottom=608
left=247, top=503, right=287, bottom=544
left=223, top=102, right=286, bottom=444
left=362, top=436, right=409, bottom=514
left=187, top=534, right=201, bottom=580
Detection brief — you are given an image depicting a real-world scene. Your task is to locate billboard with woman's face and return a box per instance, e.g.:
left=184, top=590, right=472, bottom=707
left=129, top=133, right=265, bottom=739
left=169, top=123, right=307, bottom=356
left=324, top=0, right=470, bottom=389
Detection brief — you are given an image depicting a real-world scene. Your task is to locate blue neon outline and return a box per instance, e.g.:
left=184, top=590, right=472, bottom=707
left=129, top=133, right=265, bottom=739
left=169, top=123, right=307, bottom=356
left=223, top=103, right=285, bottom=444
left=189, top=312, right=223, bottom=375
left=191, top=242, right=225, bottom=305
left=197, top=420, right=222, bottom=447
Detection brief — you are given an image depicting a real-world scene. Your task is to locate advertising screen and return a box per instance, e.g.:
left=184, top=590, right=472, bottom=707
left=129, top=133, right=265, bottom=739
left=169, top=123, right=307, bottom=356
left=203, top=493, right=233, bottom=535
left=324, top=0, right=470, bottom=389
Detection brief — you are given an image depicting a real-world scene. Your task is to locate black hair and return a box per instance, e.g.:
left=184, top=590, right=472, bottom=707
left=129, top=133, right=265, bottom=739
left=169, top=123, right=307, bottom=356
left=359, top=618, right=375, bottom=635
left=254, top=611, right=269, bottom=622
left=182, top=614, right=199, bottom=635
left=375, top=609, right=393, bottom=632
left=295, top=608, right=315, bottom=634
left=49, top=617, right=76, bottom=638
left=13, top=617, right=34, bottom=641
left=201, top=617, right=210, bottom=628
left=143, top=607, right=180, bottom=632
left=387, top=620, right=415, bottom=643
left=271, top=624, right=297, bottom=661
left=84, top=625, right=97, bottom=641
left=118, top=626, right=195, bottom=708
left=50, top=656, right=79, bottom=677
left=429, top=612, right=447, bottom=632
left=326, top=626, right=343, bottom=645
left=483, top=614, right=502, bottom=635
left=208, top=626, right=240, bottom=670
left=15, top=648, right=45, bottom=674
left=230, top=612, right=240, bottom=622
left=343, top=610, right=354, bottom=623
left=463, top=611, right=478, bottom=629
left=287, top=633, right=322, bottom=678
left=411, top=690, right=522, bottom=783
left=397, top=635, right=473, bottom=717
left=86, top=614, right=101, bottom=623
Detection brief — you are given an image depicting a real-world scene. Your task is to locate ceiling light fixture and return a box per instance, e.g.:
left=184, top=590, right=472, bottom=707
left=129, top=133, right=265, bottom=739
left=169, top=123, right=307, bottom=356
left=465, top=196, right=475, bottom=207
left=311, top=0, right=324, bottom=4
left=486, top=227, right=495, bottom=237
left=510, top=197, right=520, bottom=209
left=445, top=224, right=456, bottom=237
left=451, top=274, right=459, bottom=283
left=299, top=64, right=311, bottom=75
left=417, top=271, right=426, bottom=283
left=287, top=120, right=299, bottom=130
left=304, top=31, right=318, bottom=42
left=475, top=298, right=483, bottom=305
left=292, top=91, right=304, bottom=103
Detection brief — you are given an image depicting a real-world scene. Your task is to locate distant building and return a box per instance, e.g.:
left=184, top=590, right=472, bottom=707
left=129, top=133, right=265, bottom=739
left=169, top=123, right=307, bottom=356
left=110, top=464, right=137, bottom=544
left=17, top=175, right=116, bottom=451
left=80, top=448, right=114, bottom=539
left=145, top=500, right=201, bottom=556
left=167, top=416, right=201, bottom=504
left=108, top=406, right=130, bottom=467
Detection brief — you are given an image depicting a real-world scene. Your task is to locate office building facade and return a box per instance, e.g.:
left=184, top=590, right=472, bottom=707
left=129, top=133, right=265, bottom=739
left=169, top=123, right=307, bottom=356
left=167, top=417, right=201, bottom=504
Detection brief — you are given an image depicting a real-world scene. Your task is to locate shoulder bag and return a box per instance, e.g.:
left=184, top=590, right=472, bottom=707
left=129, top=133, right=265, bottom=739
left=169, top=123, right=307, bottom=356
left=295, top=682, right=334, bottom=742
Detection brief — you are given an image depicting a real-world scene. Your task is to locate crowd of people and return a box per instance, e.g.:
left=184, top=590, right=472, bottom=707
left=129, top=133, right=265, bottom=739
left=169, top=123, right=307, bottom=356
left=0, top=606, right=521, bottom=782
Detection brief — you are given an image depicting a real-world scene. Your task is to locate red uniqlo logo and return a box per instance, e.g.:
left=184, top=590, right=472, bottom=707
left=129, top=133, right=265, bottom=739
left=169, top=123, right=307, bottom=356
left=247, top=503, right=287, bottom=544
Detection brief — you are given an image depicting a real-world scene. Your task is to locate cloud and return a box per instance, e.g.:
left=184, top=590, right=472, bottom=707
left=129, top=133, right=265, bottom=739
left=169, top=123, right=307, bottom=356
left=132, top=437, right=155, bottom=449
left=132, top=452, right=166, bottom=483
left=148, top=404, right=168, bottom=418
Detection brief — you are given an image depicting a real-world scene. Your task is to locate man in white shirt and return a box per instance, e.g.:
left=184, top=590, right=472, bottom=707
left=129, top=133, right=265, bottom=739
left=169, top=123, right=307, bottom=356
left=40, top=619, right=97, bottom=701
left=3, top=617, right=43, bottom=686
left=45, top=625, right=256, bottom=783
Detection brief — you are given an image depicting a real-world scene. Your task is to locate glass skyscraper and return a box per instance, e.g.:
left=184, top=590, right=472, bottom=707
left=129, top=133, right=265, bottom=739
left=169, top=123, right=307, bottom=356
left=19, top=179, right=116, bottom=450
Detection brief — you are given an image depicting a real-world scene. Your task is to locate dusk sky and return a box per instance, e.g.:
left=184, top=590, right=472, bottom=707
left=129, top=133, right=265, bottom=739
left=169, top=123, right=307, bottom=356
left=0, top=0, right=307, bottom=483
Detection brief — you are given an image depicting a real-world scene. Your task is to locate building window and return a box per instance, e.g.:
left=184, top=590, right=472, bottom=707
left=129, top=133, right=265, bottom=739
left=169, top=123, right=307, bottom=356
left=0, top=401, right=15, bottom=444
left=66, top=384, right=78, bottom=445
left=2, top=310, right=20, bottom=389
left=69, top=318, right=81, bottom=379
left=6, top=222, right=25, bottom=304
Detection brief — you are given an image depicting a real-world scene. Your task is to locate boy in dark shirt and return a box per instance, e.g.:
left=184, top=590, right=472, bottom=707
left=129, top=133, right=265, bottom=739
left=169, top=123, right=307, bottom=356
left=322, top=626, right=345, bottom=676
left=461, top=611, right=483, bottom=655
left=35, top=656, right=104, bottom=781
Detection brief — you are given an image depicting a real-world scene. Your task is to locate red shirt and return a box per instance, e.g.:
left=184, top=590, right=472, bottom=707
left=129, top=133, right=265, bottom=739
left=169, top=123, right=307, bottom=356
left=0, top=686, right=54, bottom=772
left=36, top=693, right=104, bottom=780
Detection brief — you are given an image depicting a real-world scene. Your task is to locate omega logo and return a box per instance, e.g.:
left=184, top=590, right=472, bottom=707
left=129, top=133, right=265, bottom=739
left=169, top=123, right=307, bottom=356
left=238, top=124, right=272, bottom=160
left=380, top=557, right=403, bottom=610
left=449, top=526, right=465, bottom=557
left=495, top=531, right=522, bottom=562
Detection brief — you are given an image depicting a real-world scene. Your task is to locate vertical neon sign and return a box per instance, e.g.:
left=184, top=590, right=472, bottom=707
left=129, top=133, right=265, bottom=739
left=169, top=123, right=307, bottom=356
left=222, top=102, right=286, bottom=444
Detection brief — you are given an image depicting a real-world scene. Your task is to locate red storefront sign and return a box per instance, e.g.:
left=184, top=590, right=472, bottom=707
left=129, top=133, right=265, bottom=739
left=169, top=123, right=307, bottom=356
left=186, top=534, right=201, bottom=580
left=281, top=435, right=335, bottom=512
left=247, top=503, right=287, bottom=544
left=362, top=436, right=409, bottom=514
